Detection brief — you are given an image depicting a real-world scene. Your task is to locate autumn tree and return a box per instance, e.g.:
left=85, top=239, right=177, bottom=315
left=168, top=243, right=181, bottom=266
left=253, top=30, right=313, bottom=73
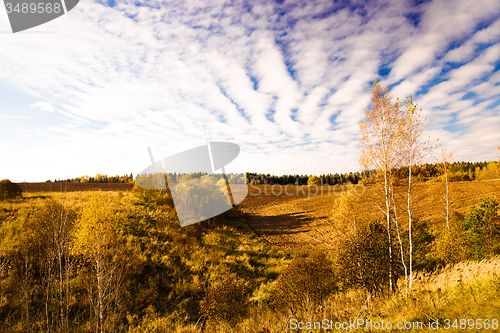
left=72, top=192, right=124, bottom=333
left=399, top=96, right=435, bottom=289
left=307, top=175, right=320, bottom=186
left=359, top=81, right=403, bottom=292
left=330, top=185, right=367, bottom=289
left=337, top=221, right=393, bottom=295
left=439, top=149, right=454, bottom=229
left=0, top=179, right=22, bottom=201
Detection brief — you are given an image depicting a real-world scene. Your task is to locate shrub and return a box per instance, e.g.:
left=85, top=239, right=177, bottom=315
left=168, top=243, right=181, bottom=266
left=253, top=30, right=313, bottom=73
left=412, top=219, right=437, bottom=271
left=132, top=183, right=174, bottom=208
left=271, top=252, right=337, bottom=313
left=433, top=223, right=467, bottom=266
left=0, top=179, right=22, bottom=201
left=201, top=276, right=249, bottom=323
left=462, top=198, right=500, bottom=260
left=337, top=221, right=398, bottom=295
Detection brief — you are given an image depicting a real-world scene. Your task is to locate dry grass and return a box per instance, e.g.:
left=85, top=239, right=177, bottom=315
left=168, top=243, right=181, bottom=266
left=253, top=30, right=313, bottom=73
left=412, top=256, right=500, bottom=291
left=188, top=257, right=500, bottom=332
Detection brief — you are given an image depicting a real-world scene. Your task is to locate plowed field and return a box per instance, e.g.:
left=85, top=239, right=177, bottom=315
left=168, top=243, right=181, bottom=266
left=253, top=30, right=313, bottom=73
left=239, top=181, right=500, bottom=253
left=16, top=180, right=500, bottom=254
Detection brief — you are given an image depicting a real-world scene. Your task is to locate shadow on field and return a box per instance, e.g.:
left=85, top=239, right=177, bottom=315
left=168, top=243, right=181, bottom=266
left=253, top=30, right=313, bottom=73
left=247, top=212, right=310, bottom=236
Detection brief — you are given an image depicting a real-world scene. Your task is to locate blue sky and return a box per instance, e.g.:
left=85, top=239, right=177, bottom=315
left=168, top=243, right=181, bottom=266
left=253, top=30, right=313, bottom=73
left=0, top=0, right=499, bottom=182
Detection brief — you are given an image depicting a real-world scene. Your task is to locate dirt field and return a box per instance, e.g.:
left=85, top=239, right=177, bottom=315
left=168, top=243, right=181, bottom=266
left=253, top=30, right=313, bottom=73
left=239, top=180, right=500, bottom=253
left=16, top=180, right=500, bottom=254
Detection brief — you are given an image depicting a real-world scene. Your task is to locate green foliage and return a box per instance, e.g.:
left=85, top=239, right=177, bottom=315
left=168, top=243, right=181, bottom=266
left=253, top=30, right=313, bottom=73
left=247, top=160, right=499, bottom=186
left=0, top=179, right=22, bottom=201
left=462, top=198, right=500, bottom=260
left=411, top=219, right=437, bottom=271
left=52, top=173, right=134, bottom=183
left=337, top=221, right=399, bottom=295
left=271, top=252, right=337, bottom=314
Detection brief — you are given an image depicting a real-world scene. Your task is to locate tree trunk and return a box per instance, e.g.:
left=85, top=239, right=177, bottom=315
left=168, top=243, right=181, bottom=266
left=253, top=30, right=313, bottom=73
left=445, top=162, right=450, bottom=230
left=384, top=169, right=394, bottom=292
left=392, top=186, right=408, bottom=294
left=407, top=164, right=413, bottom=289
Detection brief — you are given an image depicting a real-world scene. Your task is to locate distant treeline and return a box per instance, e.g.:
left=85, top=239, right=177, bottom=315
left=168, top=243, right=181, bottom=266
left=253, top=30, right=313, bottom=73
left=245, top=172, right=366, bottom=185
left=48, top=173, right=134, bottom=183
left=46, top=160, right=499, bottom=185
left=247, top=160, right=500, bottom=185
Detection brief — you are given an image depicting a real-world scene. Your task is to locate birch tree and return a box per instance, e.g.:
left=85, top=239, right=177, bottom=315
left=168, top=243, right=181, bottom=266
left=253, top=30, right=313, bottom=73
left=359, top=81, right=403, bottom=292
left=439, top=149, right=454, bottom=230
left=399, top=97, right=435, bottom=289
left=330, top=185, right=365, bottom=288
left=72, top=192, right=124, bottom=333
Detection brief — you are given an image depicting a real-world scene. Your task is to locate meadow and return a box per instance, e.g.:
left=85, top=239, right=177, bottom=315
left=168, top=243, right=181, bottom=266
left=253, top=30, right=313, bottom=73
left=0, top=175, right=499, bottom=332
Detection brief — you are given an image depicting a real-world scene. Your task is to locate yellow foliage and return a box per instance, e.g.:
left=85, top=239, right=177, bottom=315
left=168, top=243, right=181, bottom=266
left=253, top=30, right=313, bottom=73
left=330, top=185, right=361, bottom=237
left=71, top=191, right=120, bottom=258
left=475, top=161, right=500, bottom=180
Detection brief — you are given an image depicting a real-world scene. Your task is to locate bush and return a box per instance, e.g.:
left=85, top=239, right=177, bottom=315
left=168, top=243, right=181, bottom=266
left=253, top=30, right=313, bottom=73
left=412, top=219, right=438, bottom=271
left=337, top=221, right=399, bottom=295
left=433, top=223, right=467, bottom=266
left=132, top=183, right=174, bottom=208
left=271, top=252, right=337, bottom=313
left=462, top=198, right=500, bottom=260
left=201, top=276, right=249, bottom=323
left=0, top=179, right=22, bottom=201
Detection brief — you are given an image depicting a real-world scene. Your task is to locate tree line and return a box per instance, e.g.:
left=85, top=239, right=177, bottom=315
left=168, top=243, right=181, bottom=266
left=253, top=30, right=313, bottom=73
left=42, top=161, right=499, bottom=187
left=47, top=173, right=134, bottom=183
left=246, top=159, right=500, bottom=187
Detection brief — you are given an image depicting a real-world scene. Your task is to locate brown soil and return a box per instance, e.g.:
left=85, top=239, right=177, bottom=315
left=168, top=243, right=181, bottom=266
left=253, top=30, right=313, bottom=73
left=239, top=181, right=500, bottom=253
left=239, top=185, right=346, bottom=253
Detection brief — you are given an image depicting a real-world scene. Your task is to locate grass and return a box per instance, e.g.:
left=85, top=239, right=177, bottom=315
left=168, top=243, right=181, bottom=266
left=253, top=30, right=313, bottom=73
left=0, top=190, right=295, bottom=332
left=193, top=257, right=500, bottom=332
left=1, top=178, right=500, bottom=332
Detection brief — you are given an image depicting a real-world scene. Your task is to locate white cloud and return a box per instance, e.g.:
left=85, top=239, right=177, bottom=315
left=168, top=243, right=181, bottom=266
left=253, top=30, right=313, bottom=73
left=30, top=101, right=56, bottom=112
left=0, top=0, right=499, bottom=181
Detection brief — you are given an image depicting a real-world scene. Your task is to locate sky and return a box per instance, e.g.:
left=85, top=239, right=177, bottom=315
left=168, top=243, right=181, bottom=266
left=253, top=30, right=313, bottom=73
left=0, top=0, right=499, bottom=182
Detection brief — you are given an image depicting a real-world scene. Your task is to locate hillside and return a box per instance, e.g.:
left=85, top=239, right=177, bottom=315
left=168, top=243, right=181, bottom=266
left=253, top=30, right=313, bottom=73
left=240, top=180, right=500, bottom=253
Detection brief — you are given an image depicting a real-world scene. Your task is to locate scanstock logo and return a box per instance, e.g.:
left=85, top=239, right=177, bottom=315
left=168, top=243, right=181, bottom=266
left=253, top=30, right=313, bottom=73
left=136, top=142, right=248, bottom=227
left=3, top=0, right=79, bottom=33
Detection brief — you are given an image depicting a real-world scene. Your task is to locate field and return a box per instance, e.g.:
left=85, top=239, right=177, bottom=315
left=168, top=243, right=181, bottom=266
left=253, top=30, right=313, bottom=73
left=15, top=180, right=500, bottom=254
left=240, top=180, right=500, bottom=253
left=3, top=179, right=500, bottom=332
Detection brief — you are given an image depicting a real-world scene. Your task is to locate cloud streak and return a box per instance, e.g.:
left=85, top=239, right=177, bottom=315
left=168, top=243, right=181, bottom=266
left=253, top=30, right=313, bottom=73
left=0, top=0, right=499, bottom=181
